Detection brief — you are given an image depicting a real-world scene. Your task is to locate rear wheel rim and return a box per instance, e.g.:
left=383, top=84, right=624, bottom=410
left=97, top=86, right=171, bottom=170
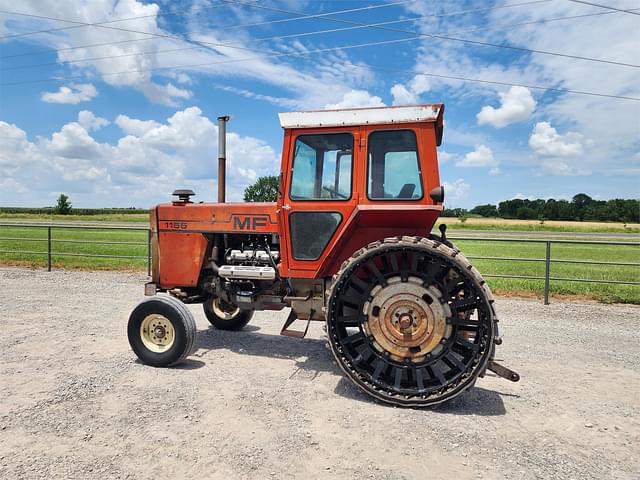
left=327, top=243, right=494, bottom=405
left=212, top=298, right=241, bottom=320
left=140, top=314, right=176, bottom=353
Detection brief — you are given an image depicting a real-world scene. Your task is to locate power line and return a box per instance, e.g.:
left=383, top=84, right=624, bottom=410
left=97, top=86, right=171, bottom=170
left=1, top=34, right=638, bottom=102
left=4, top=7, right=634, bottom=73
left=0, top=0, right=548, bottom=60
left=223, top=0, right=640, bottom=69
left=0, top=0, right=420, bottom=67
left=0, top=37, right=422, bottom=86
left=0, top=37, right=157, bottom=60
left=1, top=0, right=637, bottom=71
left=566, top=0, right=640, bottom=16
left=0, top=0, right=416, bottom=40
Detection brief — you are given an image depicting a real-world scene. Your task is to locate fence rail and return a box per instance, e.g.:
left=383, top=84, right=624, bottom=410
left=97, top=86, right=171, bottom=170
left=0, top=224, right=638, bottom=304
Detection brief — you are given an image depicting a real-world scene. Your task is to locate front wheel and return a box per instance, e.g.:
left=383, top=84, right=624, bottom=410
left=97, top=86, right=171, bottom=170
left=127, top=295, right=197, bottom=367
left=203, top=297, right=253, bottom=331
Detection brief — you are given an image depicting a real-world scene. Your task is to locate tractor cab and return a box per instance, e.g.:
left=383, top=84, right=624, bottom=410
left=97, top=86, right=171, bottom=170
left=276, top=104, right=445, bottom=278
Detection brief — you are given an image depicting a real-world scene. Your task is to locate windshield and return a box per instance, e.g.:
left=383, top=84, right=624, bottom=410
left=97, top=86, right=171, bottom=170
left=290, top=133, right=353, bottom=201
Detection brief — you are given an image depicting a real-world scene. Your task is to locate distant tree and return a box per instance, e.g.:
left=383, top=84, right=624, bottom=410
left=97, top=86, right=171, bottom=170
left=443, top=207, right=468, bottom=218
left=470, top=204, right=498, bottom=217
left=54, top=194, right=72, bottom=215
left=572, top=193, right=593, bottom=210
left=516, top=206, right=537, bottom=220
left=243, top=175, right=279, bottom=202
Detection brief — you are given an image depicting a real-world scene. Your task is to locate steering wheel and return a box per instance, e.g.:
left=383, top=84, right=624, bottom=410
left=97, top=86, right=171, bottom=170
left=322, top=185, right=348, bottom=199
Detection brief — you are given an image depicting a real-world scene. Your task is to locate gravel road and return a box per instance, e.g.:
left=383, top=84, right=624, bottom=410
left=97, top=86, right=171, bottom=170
left=1, top=268, right=638, bottom=480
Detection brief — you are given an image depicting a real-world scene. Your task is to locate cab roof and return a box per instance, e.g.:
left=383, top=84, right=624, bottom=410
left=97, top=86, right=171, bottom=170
left=278, top=104, right=444, bottom=145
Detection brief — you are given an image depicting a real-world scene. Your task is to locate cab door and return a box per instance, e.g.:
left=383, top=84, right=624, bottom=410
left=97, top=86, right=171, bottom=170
left=279, top=127, right=360, bottom=278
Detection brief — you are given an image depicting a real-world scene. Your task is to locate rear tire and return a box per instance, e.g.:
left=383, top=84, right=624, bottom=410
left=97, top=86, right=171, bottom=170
left=127, top=295, right=196, bottom=367
left=203, top=297, right=253, bottom=331
left=326, top=236, right=497, bottom=408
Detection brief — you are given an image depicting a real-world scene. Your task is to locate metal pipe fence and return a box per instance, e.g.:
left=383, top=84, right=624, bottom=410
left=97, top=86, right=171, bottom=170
left=0, top=223, right=151, bottom=275
left=449, top=236, right=640, bottom=304
left=0, top=224, right=638, bottom=304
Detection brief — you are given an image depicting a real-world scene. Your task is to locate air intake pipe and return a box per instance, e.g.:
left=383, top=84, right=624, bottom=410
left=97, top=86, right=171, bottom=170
left=217, top=115, right=231, bottom=203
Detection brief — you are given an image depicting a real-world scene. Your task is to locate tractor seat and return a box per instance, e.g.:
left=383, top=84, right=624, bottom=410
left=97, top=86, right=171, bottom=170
left=397, top=183, right=416, bottom=199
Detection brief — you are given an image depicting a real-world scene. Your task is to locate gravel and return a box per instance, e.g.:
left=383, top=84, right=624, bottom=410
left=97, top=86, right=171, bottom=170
left=1, top=267, right=638, bottom=479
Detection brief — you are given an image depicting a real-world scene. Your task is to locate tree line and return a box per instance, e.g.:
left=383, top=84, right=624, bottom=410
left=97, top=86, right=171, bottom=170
left=444, top=194, right=639, bottom=223
left=241, top=178, right=638, bottom=224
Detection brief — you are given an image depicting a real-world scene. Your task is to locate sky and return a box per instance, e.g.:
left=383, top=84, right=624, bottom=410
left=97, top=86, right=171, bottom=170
left=0, top=0, right=638, bottom=209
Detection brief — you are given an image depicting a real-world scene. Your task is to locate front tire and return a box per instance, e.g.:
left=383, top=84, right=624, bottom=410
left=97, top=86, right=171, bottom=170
left=203, top=297, right=253, bottom=331
left=128, top=295, right=197, bottom=367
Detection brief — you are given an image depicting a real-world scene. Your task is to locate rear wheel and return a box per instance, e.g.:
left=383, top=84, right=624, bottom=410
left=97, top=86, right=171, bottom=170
left=128, top=295, right=197, bottom=367
left=203, top=297, right=253, bottom=331
left=326, top=236, right=497, bottom=407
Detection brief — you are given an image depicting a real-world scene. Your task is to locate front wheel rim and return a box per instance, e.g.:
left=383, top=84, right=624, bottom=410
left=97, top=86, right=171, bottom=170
left=140, top=314, right=175, bottom=353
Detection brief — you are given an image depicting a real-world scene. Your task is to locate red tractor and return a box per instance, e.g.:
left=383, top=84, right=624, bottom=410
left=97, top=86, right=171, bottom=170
left=127, top=104, right=519, bottom=407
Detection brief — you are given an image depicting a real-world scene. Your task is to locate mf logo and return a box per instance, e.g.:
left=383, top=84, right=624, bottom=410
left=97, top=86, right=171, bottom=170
left=232, top=214, right=269, bottom=230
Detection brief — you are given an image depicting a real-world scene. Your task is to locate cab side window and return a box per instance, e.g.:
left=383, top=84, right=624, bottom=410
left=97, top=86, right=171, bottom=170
left=290, top=133, right=353, bottom=200
left=367, top=130, right=423, bottom=200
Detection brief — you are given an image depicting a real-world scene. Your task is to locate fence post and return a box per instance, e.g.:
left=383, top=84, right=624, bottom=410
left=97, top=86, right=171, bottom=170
left=47, top=226, right=52, bottom=272
left=544, top=241, right=551, bottom=305
left=147, top=229, right=151, bottom=277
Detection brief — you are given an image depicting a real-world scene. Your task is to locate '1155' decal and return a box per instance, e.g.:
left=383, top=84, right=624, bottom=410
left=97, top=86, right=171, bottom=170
left=164, top=222, right=187, bottom=229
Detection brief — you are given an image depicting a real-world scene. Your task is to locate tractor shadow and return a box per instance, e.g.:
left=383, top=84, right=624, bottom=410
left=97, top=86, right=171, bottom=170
left=194, top=325, right=343, bottom=376
left=194, top=326, right=510, bottom=416
left=334, top=378, right=509, bottom=416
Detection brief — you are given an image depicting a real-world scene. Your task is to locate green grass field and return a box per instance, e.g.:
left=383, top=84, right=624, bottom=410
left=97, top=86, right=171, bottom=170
left=0, top=219, right=638, bottom=303
left=437, top=217, right=640, bottom=234
left=0, top=212, right=148, bottom=223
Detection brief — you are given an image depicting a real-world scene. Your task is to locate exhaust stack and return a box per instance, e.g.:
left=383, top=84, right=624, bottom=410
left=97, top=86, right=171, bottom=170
left=217, top=115, right=230, bottom=203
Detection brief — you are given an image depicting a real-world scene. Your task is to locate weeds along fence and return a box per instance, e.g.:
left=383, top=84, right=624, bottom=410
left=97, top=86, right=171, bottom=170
left=0, top=223, right=638, bottom=304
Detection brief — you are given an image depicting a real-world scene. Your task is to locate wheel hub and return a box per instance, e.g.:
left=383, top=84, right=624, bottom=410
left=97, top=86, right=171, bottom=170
left=140, top=314, right=175, bottom=353
left=153, top=325, right=166, bottom=339
left=363, top=277, right=452, bottom=363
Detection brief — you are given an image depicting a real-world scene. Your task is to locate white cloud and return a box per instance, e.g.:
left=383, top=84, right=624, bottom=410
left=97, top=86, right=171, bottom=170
left=390, top=74, right=431, bottom=106
left=529, top=122, right=584, bottom=157
left=0, top=107, right=278, bottom=207
left=0, top=177, right=27, bottom=194
left=489, top=167, right=501, bottom=176
left=536, top=160, right=591, bottom=177
left=45, top=123, right=105, bottom=160
left=476, top=86, right=536, bottom=128
left=457, top=145, right=497, bottom=168
left=437, top=150, right=455, bottom=163
left=77, top=111, right=109, bottom=131
left=0, top=1, right=381, bottom=108
left=402, top=0, right=639, bottom=179
left=410, top=74, right=430, bottom=95
left=390, top=84, right=416, bottom=105
left=443, top=178, right=470, bottom=202
left=325, top=89, right=385, bottom=109
left=142, top=82, right=192, bottom=107
left=116, top=115, right=162, bottom=137
left=41, top=84, right=98, bottom=104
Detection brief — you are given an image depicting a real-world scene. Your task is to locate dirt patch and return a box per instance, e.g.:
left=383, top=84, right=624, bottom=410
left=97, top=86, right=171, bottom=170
left=1, top=268, right=638, bottom=479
